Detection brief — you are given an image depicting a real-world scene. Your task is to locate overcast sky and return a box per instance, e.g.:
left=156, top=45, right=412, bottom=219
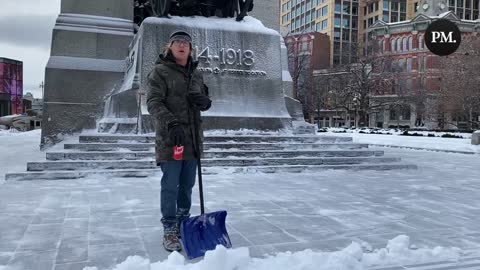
left=0, top=0, right=61, bottom=98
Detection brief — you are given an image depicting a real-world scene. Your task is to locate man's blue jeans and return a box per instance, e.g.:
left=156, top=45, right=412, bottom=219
left=159, top=160, right=197, bottom=232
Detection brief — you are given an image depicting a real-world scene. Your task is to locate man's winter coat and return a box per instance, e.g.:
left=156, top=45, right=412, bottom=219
left=146, top=52, right=209, bottom=163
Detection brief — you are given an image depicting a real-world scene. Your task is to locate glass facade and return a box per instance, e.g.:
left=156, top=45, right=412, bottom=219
left=0, top=58, right=23, bottom=116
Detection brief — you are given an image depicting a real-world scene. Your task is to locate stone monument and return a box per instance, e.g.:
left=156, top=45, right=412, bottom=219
left=41, top=0, right=135, bottom=148
left=102, top=16, right=293, bottom=133
left=42, top=0, right=313, bottom=147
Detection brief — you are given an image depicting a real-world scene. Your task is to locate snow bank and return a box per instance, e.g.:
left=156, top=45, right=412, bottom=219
left=322, top=129, right=480, bottom=154
left=84, top=235, right=461, bottom=270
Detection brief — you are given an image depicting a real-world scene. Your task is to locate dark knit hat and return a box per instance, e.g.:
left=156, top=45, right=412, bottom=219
left=169, top=31, right=192, bottom=44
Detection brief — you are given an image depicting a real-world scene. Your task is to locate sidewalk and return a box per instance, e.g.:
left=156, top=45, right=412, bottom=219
left=1, top=147, right=480, bottom=269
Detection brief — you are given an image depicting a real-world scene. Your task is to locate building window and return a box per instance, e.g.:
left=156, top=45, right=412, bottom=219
left=392, top=1, right=398, bottom=11
left=397, top=38, right=402, bottom=52
left=317, top=9, right=322, bottom=17
left=399, top=58, right=406, bottom=71
left=334, top=30, right=341, bottom=41
left=402, top=37, right=408, bottom=51
left=401, top=106, right=411, bottom=120
left=335, top=17, right=341, bottom=27
left=322, top=5, right=329, bottom=16
left=418, top=35, right=424, bottom=49
left=282, top=15, right=287, bottom=24
left=391, top=38, right=396, bottom=52
left=335, top=3, right=342, bottom=13
left=390, top=109, right=397, bottom=120
left=301, top=42, right=308, bottom=51
left=408, top=36, right=413, bottom=50
left=383, top=14, right=389, bottom=22
left=316, top=23, right=321, bottom=31
left=391, top=13, right=398, bottom=22
left=400, top=1, right=406, bottom=12
left=322, top=19, right=328, bottom=29
left=407, top=58, right=412, bottom=72
left=384, top=0, right=390, bottom=10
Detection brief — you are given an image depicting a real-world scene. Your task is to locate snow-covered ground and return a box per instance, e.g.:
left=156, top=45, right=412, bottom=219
left=323, top=128, right=480, bottom=154
left=2, top=130, right=480, bottom=270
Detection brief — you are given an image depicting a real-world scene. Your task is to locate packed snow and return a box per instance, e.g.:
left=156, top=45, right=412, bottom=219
left=1, top=129, right=476, bottom=270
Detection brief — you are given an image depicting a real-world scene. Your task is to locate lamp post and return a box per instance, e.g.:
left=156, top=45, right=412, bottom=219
left=353, top=96, right=359, bottom=128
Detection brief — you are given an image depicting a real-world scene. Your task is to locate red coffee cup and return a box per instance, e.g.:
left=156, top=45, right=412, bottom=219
left=173, top=145, right=184, bottom=160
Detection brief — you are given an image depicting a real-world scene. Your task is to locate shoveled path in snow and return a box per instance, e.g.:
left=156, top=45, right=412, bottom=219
left=1, top=148, right=480, bottom=269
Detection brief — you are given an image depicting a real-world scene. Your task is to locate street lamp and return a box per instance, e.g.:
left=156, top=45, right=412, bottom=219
left=353, top=96, right=359, bottom=128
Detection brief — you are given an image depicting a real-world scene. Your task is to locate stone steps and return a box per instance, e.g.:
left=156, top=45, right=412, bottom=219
left=78, top=134, right=353, bottom=144
left=6, top=163, right=416, bottom=181
left=45, top=150, right=384, bottom=161
left=64, top=142, right=369, bottom=152
left=5, top=133, right=417, bottom=181
left=26, top=157, right=402, bottom=171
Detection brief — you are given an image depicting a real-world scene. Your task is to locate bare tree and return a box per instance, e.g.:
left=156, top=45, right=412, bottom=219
left=284, top=31, right=315, bottom=121
left=317, top=40, right=398, bottom=127
left=436, top=35, right=480, bottom=130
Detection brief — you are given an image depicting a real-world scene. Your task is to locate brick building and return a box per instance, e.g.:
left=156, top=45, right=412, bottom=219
left=284, top=31, right=331, bottom=121
left=368, top=1, right=480, bottom=128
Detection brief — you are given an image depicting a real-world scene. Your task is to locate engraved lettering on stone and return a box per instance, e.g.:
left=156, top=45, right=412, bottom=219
left=195, top=46, right=263, bottom=76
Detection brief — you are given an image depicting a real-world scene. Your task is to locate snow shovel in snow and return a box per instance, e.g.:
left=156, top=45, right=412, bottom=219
left=180, top=108, right=232, bottom=259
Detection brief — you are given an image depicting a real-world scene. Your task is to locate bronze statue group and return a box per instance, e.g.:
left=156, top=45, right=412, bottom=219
left=134, top=0, right=254, bottom=26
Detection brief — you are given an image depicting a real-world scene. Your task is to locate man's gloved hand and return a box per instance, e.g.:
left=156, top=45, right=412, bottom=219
left=168, top=121, right=184, bottom=146
left=188, top=92, right=211, bottom=111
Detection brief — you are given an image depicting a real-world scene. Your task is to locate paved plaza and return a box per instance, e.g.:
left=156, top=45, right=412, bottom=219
left=1, top=148, right=480, bottom=270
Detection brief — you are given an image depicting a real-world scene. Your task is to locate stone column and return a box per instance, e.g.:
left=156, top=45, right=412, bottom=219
left=41, top=0, right=134, bottom=148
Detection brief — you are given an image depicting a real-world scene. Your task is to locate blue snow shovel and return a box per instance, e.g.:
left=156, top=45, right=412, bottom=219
left=180, top=107, right=232, bottom=259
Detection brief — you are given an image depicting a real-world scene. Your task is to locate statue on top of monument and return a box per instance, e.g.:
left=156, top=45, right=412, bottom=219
left=134, top=0, right=254, bottom=27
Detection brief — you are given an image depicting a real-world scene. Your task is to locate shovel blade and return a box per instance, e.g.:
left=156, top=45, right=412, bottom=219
left=180, top=210, right=232, bottom=259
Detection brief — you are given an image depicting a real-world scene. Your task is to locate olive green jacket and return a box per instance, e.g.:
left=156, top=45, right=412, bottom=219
left=146, top=53, right=209, bottom=163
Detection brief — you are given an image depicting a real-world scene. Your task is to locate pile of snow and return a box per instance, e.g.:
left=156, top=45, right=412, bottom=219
left=84, top=235, right=461, bottom=270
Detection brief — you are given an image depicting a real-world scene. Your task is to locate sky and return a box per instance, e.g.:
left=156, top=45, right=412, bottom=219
left=0, top=0, right=61, bottom=98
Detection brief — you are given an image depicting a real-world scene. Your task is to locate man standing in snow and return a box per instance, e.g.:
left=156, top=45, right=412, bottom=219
left=146, top=31, right=211, bottom=251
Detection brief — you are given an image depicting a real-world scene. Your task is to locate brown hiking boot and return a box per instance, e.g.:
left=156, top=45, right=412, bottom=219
left=163, top=232, right=182, bottom=252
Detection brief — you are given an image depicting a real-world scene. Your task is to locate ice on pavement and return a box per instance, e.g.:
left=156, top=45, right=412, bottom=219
left=84, top=235, right=461, bottom=270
